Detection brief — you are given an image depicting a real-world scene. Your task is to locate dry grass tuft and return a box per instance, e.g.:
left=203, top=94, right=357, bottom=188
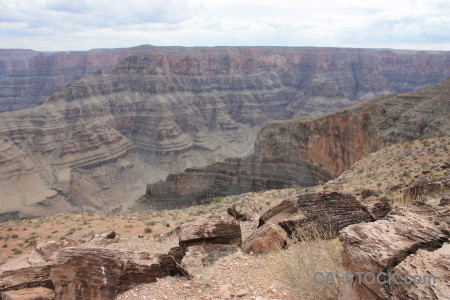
left=261, top=225, right=344, bottom=300
left=179, top=245, right=215, bottom=286
left=124, top=231, right=179, bottom=254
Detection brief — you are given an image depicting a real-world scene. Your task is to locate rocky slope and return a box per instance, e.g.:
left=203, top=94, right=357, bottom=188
left=144, top=78, right=450, bottom=207
left=1, top=46, right=449, bottom=219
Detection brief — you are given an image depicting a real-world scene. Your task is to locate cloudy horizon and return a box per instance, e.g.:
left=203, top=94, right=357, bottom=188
left=1, top=0, right=449, bottom=52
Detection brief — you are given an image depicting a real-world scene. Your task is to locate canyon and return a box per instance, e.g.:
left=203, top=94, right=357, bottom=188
left=0, top=45, right=449, bottom=219
left=144, top=77, right=450, bottom=206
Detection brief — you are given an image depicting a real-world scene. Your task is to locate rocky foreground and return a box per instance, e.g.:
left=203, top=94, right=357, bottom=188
left=1, top=168, right=448, bottom=299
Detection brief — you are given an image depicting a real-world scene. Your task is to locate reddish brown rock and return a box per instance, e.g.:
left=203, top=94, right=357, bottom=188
left=0, top=240, right=79, bottom=292
left=179, top=215, right=242, bottom=247
left=339, top=204, right=449, bottom=299
left=258, top=192, right=372, bottom=236
left=386, top=243, right=450, bottom=299
left=242, top=223, right=288, bottom=254
left=360, top=196, right=392, bottom=220
left=0, top=287, right=55, bottom=300
left=50, top=247, right=182, bottom=300
left=227, top=195, right=286, bottom=221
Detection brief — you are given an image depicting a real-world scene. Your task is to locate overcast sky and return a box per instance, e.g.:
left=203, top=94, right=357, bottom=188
left=1, top=0, right=449, bottom=51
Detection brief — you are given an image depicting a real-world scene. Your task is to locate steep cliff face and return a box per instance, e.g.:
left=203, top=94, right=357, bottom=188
left=144, top=78, right=450, bottom=206
left=0, top=46, right=449, bottom=219
left=256, top=77, right=450, bottom=177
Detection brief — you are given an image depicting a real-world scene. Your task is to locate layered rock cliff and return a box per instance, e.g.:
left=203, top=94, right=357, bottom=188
left=0, top=47, right=145, bottom=112
left=0, top=46, right=449, bottom=219
left=1, top=46, right=449, bottom=114
left=144, top=78, right=450, bottom=206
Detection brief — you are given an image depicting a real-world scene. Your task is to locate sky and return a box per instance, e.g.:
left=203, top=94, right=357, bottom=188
left=1, top=0, right=449, bottom=51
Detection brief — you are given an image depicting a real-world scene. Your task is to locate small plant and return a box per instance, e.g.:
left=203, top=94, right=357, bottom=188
left=12, top=248, right=22, bottom=255
left=11, top=234, right=18, bottom=239
left=357, top=168, right=365, bottom=174
left=7, top=227, right=12, bottom=231
left=212, top=196, right=222, bottom=203
left=65, top=228, right=76, bottom=236
left=145, top=221, right=156, bottom=226
left=144, top=227, right=153, bottom=233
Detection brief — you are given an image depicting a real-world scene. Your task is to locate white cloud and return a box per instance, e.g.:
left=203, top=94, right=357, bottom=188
left=0, top=0, right=448, bottom=51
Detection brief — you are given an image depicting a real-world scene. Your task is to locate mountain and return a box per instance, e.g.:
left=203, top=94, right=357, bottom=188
left=143, top=78, right=450, bottom=207
left=0, top=46, right=449, bottom=220
left=1, top=46, right=449, bottom=114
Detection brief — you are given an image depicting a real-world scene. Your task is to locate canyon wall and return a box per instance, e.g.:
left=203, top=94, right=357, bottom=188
left=0, top=46, right=449, bottom=219
left=144, top=78, right=450, bottom=206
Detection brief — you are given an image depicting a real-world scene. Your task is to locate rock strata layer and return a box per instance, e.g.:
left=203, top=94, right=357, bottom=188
left=339, top=204, right=449, bottom=299
left=258, top=192, right=372, bottom=235
left=1, top=46, right=449, bottom=218
left=50, top=247, right=181, bottom=300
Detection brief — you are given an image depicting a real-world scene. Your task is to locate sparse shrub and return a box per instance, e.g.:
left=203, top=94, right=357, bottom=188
left=7, top=227, right=12, bottom=231
left=12, top=248, right=22, bottom=255
left=145, top=221, right=156, bottom=226
left=357, top=168, right=365, bottom=174
left=26, top=239, right=37, bottom=248
left=144, top=227, right=153, bottom=233
left=261, top=225, right=343, bottom=300
left=11, top=234, right=18, bottom=239
left=65, top=228, right=76, bottom=236
left=212, top=196, right=222, bottom=203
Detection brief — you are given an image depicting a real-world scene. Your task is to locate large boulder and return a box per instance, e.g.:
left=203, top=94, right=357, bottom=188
left=179, top=215, right=242, bottom=247
left=1, top=287, right=55, bottom=300
left=258, top=192, right=372, bottom=235
left=386, top=243, right=450, bottom=299
left=50, top=247, right=182, bottom=300
left=242, top=223, right=288, bottom=254
left=339, top=204, right=449, bottom=299
left=178, top=215, right=243, bottom=275
left=0, top=240, right=80, bottom=292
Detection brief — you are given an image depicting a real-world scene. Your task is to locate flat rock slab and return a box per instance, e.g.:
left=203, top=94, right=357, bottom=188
left=179, top=215, right=242, bottom=246
left=259, top=192, right=372, bottom=235
left=1, top=287, right=55, bottom=300
left=50, top=247, right=182, bottom=300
